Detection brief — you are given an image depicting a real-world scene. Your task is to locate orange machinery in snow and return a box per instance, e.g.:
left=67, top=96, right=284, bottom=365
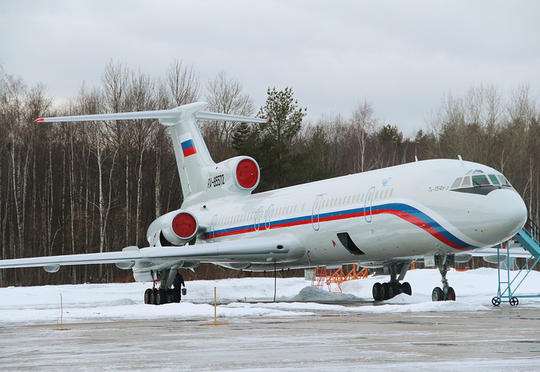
left=311, top=264, right=370, bottom=293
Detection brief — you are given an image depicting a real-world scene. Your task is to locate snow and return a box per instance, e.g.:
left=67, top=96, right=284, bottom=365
left=1, top=268, right=539, bottom=325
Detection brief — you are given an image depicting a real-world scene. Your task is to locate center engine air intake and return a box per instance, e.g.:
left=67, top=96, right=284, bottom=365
left=235, top=158, right=259, bottom=189
left=205, top=156, right=260, bottom=195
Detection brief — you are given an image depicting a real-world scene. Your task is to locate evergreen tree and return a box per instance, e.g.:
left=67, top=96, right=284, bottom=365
left=255, top=87, right=306, bottom=189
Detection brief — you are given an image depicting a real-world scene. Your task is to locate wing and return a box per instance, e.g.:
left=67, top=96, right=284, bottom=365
left=0, top=237, right=296, bottom=272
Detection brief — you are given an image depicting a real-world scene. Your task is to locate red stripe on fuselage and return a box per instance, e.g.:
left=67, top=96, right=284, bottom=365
left=206, top=209, right=469, bottom=251
left=372, top=209, right=465, bottom=250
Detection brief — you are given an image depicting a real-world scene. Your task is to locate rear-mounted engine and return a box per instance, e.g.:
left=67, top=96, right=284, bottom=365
left=206, top=156, right=260, bottom=194
left=146, top=209, right=199, bottom=246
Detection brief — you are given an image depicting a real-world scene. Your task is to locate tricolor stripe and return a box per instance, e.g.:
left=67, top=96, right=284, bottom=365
left=181, top=139, right=196, bottom=157
left=202, top=203, right=477, bottom=251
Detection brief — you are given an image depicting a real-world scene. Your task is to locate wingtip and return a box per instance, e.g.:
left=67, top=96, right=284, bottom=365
left=34, top=118, right=45, bottom=123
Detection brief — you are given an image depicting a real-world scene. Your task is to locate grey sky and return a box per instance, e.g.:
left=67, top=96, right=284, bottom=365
left=1, top=0, right=539, bottom=136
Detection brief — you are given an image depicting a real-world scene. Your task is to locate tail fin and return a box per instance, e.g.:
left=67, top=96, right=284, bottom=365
left=35, top=102, right=266, bottom=202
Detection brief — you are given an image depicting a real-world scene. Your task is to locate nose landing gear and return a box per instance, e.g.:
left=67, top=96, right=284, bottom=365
left=432, top=255, right=456, bottom=301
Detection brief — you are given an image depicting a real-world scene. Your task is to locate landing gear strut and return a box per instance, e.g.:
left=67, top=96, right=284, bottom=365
left=372, top=262, right=412, bottom=301
left=432, top=255, right=456, bottom=301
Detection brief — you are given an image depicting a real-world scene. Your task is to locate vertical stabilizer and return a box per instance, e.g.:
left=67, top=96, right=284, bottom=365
left=159, top=103, right=215, bottom=199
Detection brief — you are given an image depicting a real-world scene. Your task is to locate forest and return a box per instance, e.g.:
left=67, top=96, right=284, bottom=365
left=0, top=61, right=538, bottom=286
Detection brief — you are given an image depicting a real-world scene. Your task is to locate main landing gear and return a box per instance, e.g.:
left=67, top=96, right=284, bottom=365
left=144, top=287, right=181, bottom=305
left=143, top=269, right=182, bottom=305
left=432, top=255, right=456, bottom=302
left=372, top=262, right=412, bottom=301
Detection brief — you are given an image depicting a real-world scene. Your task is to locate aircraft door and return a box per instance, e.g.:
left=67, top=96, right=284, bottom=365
left=254, top=206, right=264, bottom=231
left=264, top=204, right=274, bottom=230
left=312, top=194, right=324, bottom=231
left=209, top=214, right=218, bottom=241
left=364, top=186, right=375, bottom=223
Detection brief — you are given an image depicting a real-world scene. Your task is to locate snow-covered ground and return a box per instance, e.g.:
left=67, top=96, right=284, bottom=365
left=1, top=268, right=539, bottom=324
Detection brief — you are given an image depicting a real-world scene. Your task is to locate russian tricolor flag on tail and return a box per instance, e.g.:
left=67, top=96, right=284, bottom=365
left=181, top=139, right=197, bottom=157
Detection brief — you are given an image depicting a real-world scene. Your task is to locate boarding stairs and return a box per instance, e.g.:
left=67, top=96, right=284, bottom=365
left=492, top=218, right=540, bottom=306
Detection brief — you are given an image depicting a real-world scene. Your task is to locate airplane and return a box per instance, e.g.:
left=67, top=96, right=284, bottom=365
left=0, top=102, right=528, bottom=305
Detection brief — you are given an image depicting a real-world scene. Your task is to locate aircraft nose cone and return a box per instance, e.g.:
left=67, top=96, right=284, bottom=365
left=487, top=189, right=527, bottom=240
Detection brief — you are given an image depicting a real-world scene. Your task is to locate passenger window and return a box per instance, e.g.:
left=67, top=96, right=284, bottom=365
left=461, top=176, right=472, bottom=187
left=451, top=177, right=462, bottom=189
left=488, top=175, right=500, bottom=185
left=472, top=174, right=490, bottom=186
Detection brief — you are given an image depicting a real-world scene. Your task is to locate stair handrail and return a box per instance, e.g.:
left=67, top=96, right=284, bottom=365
left=523, top=218, right=539, bottom=243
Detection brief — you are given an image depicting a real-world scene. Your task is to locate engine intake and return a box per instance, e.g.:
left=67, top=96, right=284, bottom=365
left=206, top=156, right=260, bottom=195
left=172, top=212, right=198, bottom=240
left=235, top=158, right=259, bottom=189
left=147, top=209, right=199, bottom=246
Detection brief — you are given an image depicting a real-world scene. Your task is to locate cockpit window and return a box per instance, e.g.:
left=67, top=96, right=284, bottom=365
left=497, top=175, right=511, bottom=187
left=461, top=176, right=471, bottom=187
left=451, top=169, right=513, bottom=195
left=472, top=175, right=490, bottom=186
left=488, top=174, right=500, bottom=185
left=451, top=177, right=463, bottom=189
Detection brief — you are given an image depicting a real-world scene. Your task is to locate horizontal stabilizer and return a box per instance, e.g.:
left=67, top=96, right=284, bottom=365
left=34, top=102, right=266, bottom=125
left=195, top=111, right=267, bottom=123
left=34, top=108, right=180, bottom=123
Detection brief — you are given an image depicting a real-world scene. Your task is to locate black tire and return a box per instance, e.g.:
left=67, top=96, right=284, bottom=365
left=158, top=288, right=167, bottom=305
left=432, top=287, right=444, bottom=301
left=382, top=282, right=393, bottom=300
left=401, top=282, right=412, bottom=296
left=446, top=286, right=456, bottom=301
left=151, top=288, right=158, bottom=305
left=144, top=288, right=152, bottom=304
left=491, top=297, right=501, bottom=306
left=510, top=297, right=519, bottom=306
left=372, top=282, right=382, bottom=301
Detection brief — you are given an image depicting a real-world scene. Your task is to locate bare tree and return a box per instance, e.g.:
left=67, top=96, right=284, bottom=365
left=166, top=59, right=200, bottom=106
left=351, top=101, right=376, bottom=172
left=205, top=71, right=254, bottom=145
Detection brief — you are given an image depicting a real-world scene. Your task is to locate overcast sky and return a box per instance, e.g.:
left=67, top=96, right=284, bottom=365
left=1, top=0, right=539, bottom=136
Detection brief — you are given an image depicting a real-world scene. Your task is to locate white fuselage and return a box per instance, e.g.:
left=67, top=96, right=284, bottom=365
left=169, top=159, right=526, bottom=270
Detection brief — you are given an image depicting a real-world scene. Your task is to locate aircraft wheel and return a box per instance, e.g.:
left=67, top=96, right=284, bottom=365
left=401, top=282, right=412, bottom=296
left=510, top=297, right=519, bottom=306
left=491, top=297, right=501, bottom=307
left=144, top=288, right=152, bottom=304
left=151, top=288, right=159, bottom=305
left=446, top=287, right=456, bottom=301
left=382, top=282, right=393, bottom=300
left=392, top=282, right=401, bottom=295
left=372, top=283, right=382, bottom=301
left=432, top=287, right=444, bottom=302
left=157, top=288, right=168, bottom=304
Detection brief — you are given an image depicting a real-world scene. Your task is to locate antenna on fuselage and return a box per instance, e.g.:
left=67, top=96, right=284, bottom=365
left=457, top=154, right=464, bottom=165
left=414, top=156, right=418, bottom=162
